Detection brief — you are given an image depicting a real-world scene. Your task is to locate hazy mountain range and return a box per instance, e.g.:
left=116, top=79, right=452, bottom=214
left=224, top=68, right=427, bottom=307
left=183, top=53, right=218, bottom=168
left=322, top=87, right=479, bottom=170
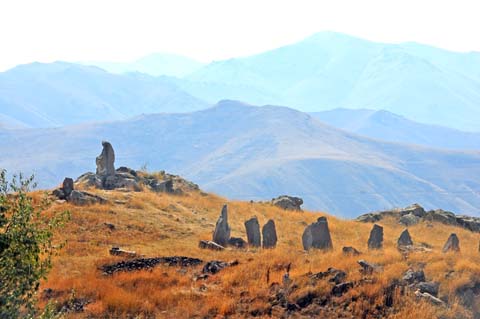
left=0, top=62, right=206, bottom=128
left=1, top=100, right=479, bottom=217
left=176, top=31, right=480, bottom=131
left=82, top=53, right=205, bottom=77
left=311, top=108, right=480, bottom=150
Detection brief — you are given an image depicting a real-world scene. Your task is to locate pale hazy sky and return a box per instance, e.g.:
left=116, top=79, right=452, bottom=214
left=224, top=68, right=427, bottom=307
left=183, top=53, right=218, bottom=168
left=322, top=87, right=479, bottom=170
left=1, top=0, right=479, bottom=71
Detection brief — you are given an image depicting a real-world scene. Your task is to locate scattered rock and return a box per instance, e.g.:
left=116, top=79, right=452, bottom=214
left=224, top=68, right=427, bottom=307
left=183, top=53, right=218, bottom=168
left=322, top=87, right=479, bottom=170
left=245, top=216, right=261, bottom=247
left=442, top=233, right=460, bottom=253
left=402, top=269, right=425, bottom=284
left=302, top=217, right=333, bottom=251
left=367, top=224, right=383, bottom=249
left=202, top=260, right=238, bottom=274
left=397, top=229, right=413, bottom=247
left=414, top=290, right=445, bottom=306
left=212, top=205, right=231, bottom=246
left=198, top=240, right=224, bottom=251
left=272, top=195, right=303, bottom=211
left=417, top=281, right=440, bottom=297
left=310, top=268, right=346, bottom=284
left=68, top=190, right=107, bottom=206
left=358, top=260, right=378, bottom=274
left=228, top=237, right=247, bottom=248
left=262, top=219, right=278, bottom=248
left=101, top=256, right=203, bottom=275
left=331, top=282, right=354, bottom=297
left=109, top=247, right=137, bottom=258
left=342, top=246, right=361, bottom=256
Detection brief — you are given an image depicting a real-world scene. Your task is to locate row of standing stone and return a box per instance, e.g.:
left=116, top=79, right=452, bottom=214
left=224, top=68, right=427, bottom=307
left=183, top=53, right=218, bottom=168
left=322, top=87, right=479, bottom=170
left=212, top=205, right=278, bottom=249
left=210, top=207, right=462, bottom=253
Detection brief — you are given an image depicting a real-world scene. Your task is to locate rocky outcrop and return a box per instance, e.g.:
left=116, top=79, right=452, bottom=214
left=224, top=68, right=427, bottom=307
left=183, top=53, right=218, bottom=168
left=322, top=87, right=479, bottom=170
left=367, top=224, right=383, bottom=249
left=272, top=195, right=303, bottom=211
left=357, top=203, right=480, bottom=234
left=443, top=233, right=460, bottom=253
left=212, top=205, right=231, bottom=246
left=52, top=177, right=106, bottom=205
left=244, top=217, right=261, bottom=247
left=101, top=256, right=203, bottom=275
left=302, top=217, right=333, bottom=251
left=262, top=219, right=278, bottom=248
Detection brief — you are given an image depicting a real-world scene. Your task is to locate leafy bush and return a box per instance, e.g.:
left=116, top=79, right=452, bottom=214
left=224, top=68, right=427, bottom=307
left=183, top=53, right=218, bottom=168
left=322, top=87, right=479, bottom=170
left=0, top=170, right=69, bottom=318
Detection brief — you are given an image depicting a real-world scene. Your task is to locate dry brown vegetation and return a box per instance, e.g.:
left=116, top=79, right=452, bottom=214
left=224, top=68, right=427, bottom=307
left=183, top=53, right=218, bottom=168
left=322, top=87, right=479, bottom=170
left=35, top=186, right=480, bottom=318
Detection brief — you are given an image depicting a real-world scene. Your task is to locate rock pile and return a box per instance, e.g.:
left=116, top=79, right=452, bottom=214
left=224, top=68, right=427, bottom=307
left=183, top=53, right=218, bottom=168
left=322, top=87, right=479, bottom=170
left=52, top=177, right=106, bottom=205
left=272, top=195, right=303, bottom=211
left=357, top=203, right=480, bottom=233
left=302, top=217, right=333, bottom=251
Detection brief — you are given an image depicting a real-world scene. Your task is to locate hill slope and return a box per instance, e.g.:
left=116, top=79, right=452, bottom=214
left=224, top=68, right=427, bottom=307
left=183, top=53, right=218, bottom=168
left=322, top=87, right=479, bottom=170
left=0, top=62, right=208, bottom=128
left=310, top=108, right=480, bottom=150
left=180, top=32, right=480, bottom=131
left=37, top=185, right=480, bottom=318
left=1, top=100, right=479, bottom=217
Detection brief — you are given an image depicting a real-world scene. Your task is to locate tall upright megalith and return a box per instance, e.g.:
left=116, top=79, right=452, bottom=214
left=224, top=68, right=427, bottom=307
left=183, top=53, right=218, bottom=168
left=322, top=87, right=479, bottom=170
left=213, top=205, right=231, bottom=246
left=262, top=219, right=278, bottom=248
left=245, top=216, right=261, bottom=247
left=302, top=216, right=333, bottom=251
left=96, top=141, right=115, bottom=176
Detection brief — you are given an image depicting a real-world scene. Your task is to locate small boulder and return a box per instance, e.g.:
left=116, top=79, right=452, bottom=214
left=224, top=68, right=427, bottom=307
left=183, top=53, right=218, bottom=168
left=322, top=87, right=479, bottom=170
left=302, top=217, right=333, bottom=251
left=331, top=282, right=354, bottom=297
left=402, top=269, right=425, bottom=284
left=228, top=237, right=247, bottom=249
left=68, top=190, right=106, bottom=206
left=367, top=224, right=383, bottom=249
left=397, top=229, right=413, bottom=247
left=212, top=205, right=231, bottom=246
left=443, top=233, right=460, bottom=253
left=245, top=216, right=261, bottom=247
left=272, top=195, right=303, bottom=211
left=262, top=219, right=278, bottom=248
left=417, top=281, right=440, bottom=297
left=357, top=260, right=377, bottom=274
left=342, top=246, right=361, bottom=256
left=198, top=240, right=224, bottom=251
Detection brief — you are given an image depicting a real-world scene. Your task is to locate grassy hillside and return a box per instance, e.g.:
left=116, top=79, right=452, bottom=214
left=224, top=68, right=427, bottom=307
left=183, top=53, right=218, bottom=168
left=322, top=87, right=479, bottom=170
left=37, top=182, right=480, bottom=318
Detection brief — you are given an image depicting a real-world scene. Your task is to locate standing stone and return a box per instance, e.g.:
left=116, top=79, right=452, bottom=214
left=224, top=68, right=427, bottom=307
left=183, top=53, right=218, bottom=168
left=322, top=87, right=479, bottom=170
left=442, top=233, right=460, bottom=253
left=245, top=217, right=261, bottom=247
left=62, top=177, right=74, bottom=197
left=368, top=224, right=383, bottom=249
left=212, top=205, right=231, bottom=246
left=96, top=141, right=115, bottom=176
left=397, top=229, right=413, bottom=247
left=262, top=219, right=277, bottom=248
left=302, top=217, right=333, bottom=251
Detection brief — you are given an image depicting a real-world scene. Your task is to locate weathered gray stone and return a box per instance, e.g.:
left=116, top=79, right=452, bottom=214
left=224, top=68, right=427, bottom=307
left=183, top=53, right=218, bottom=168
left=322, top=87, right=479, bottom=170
left=414, top=290, right=445, bottom=306
left=212, top=205, right=231, bottom=246
left=417, top=281, right=440, bottom=297
left=62, top=177, right=74, bottom=197
left=367, top=224, right=383, bottom=249
left=443, top=233, right=460, bottom=253
left=245, top=216, right=261, bottom=247
left=424, top=209, right=457, bottom=226
left=399, top=213, right=420, bottom=226
left=302, top=217, right=333, bottom=251
left=67, top=190, right=106, bottom=206
left=397, top=229, right=413, bottom=247
left=401, top=203, right=426, bottom=217
left=403, top=269, right=425, bottom=284
left=96, top=141, right=115, bottom=176
left=198, top=240, right=224, bottom=251
left=272, top=195, right=303, bottom=211
left=262, top=219, right=278, bottom=248
left=228, top=237, right=247, bottom=248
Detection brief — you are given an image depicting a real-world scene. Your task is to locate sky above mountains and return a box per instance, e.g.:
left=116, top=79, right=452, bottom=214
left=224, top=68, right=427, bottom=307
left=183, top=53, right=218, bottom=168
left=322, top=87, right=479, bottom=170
left=1, top=0, right=480, bottom=71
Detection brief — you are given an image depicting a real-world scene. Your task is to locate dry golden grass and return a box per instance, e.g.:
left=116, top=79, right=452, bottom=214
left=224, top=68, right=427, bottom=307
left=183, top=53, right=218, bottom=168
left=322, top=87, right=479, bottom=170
left=38, top=186, right=480, bottom=318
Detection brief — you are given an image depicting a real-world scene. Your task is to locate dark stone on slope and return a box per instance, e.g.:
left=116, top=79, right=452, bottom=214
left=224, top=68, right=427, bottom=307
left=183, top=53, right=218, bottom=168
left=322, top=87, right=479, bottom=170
left=418, top=282, right=440, bottom=297
left=212, top=205, right=231, bottom=246
left=245, top=216, right=261, bottom=247
left=402, top=269, right=425, bottom=284
left=198, top=240, right=224, bottom=251
left=101, top=256, right=203, bottom=275
left=342, top=246, right=361, bottom=256
left=272, top=195, right=303, bottom=211
left=228, top=237, right=247, bottom=248
left=202, top=260, right=238, bottom=274
left=302, top=217, right=333, bottom=251
left=367, top=224, right=383, bottom=249
left=443, top=233, right=460, bottom=253
left=397, top=229, right=413, bottom=247
left=262, top=219, right=278, bottom=248
left=332, top=282, right=354, bottom=297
